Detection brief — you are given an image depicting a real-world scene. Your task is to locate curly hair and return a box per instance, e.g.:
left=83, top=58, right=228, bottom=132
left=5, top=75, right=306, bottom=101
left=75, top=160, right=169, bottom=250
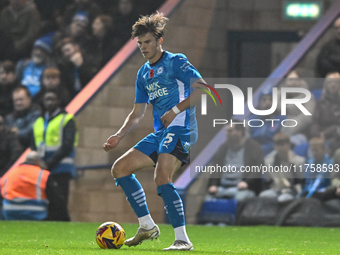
left=131, top=12, right=169, bottom=39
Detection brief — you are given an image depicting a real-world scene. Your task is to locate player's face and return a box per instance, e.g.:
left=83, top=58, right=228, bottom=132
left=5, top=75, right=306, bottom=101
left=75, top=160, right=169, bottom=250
left=137, top=32, right=162, bottom=63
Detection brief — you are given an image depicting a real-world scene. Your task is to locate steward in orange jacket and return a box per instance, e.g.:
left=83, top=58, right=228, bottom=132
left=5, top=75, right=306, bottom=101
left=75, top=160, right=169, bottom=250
left=0, top=151, right=69, bottom=221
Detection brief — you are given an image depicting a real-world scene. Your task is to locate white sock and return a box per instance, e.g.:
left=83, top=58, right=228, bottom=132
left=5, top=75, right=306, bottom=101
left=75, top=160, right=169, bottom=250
left=138, top=214, right=156, bottom=230
left=174, top=226, right=190, bottom=243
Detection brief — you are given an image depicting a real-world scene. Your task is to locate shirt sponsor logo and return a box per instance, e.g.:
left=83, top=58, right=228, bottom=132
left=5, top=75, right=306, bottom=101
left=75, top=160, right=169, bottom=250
left=146, top=81, right=169, bottom=101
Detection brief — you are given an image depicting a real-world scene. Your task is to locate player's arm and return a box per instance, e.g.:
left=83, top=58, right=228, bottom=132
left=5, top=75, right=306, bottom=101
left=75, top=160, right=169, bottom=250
left=161, top=78, right=208, bottom=128
left=175, top=78, right=208, bottom=111
left=103, top=103, right=147, bottom=151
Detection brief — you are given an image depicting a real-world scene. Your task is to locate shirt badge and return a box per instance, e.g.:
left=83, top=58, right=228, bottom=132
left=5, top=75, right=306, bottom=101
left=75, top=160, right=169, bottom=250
left=157, top=66, right=164, bottom=75
left=149, top=69, right=154, bottom=78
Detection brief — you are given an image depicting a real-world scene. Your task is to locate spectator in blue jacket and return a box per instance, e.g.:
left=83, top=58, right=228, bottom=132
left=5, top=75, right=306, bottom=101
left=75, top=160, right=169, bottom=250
left=298, top=137, right=331, bottom=198
left=16, top=33, right=55, bottom=97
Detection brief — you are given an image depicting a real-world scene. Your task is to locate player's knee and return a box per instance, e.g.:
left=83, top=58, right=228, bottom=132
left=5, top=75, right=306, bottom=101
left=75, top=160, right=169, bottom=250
left=110, top=164, right=119, bottom=178
left=154, top=171, right=171, bottom=186
left=111, top=160, right=126, bottom=179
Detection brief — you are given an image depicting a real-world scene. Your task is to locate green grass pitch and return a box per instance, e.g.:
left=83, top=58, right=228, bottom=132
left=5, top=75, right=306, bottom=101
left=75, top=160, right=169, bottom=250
left=0, top=221, right=340, bottom=254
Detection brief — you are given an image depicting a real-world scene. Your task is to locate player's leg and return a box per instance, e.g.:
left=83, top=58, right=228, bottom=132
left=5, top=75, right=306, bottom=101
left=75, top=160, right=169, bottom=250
left=155, top=127, right=196, bottom=251
left=113, top=134, right=160, bottom=246
left=112, top=147, right=154, bottom=178
left=112, top=148, right=155, bottom=226
left=155, top=153, right=193, bottom=251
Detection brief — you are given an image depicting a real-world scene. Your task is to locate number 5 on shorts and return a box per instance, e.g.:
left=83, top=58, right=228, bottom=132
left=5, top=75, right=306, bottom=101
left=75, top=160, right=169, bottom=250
left=164, top=133, right=175, bottom=145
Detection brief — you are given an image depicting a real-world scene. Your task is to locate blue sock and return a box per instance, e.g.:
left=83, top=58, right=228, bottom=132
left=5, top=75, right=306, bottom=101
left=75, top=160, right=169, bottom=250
left=157, top=183, right=185, bottom=228
left=115, top=174, right=149, bottom=217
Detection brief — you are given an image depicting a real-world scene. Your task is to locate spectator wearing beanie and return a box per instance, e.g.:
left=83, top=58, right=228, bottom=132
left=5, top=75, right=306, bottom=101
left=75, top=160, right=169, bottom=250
left=53, top=12, right=94, bottom=59
left=16, top=32, right=55, bottom=97
left=61, top=0, right=102, bottom=29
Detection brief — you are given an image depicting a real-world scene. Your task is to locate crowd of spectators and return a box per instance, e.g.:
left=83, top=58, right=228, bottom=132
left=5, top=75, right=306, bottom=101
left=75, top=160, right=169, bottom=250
left=204, top=16, right=340, bottom=225
left=0, top=0, right=165, bottom=220
left=206, top=70, right=340, bottom=205
left=0, top=0, right=165, bottom=176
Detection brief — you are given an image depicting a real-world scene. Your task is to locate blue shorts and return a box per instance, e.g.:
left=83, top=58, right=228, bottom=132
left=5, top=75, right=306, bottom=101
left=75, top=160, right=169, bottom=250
left=133, top=126, right=198, bottom=165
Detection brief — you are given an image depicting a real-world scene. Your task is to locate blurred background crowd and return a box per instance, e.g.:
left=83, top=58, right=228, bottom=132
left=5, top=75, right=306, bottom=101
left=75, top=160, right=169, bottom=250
left=0, top=0, right=166, bottom=221
left=0, top=0, right=165, bottom=176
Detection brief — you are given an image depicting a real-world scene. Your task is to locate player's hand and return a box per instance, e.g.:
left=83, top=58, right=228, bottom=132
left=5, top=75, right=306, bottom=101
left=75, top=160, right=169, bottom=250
left=70, top=52, right=84, bottom=67
left=103, top=134, right=122, bottom=152
left=160, top=109, right=177, bottom=128
left=237, top=181, right=248, bottom=190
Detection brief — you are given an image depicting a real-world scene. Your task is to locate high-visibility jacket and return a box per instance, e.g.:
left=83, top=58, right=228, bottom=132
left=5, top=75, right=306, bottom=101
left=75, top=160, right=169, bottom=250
left=33, top=113, right=78, bottom=177
left=0, top=164, right=50, bottom=220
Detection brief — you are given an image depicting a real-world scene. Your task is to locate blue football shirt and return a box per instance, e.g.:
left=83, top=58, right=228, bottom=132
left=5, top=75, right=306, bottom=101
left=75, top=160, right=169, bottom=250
left=134, top=51, right=202, bottom=132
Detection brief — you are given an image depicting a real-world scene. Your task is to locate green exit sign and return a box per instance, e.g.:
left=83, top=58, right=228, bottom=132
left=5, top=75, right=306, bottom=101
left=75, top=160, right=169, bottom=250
left=284, top=1, right=322, bottom=20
